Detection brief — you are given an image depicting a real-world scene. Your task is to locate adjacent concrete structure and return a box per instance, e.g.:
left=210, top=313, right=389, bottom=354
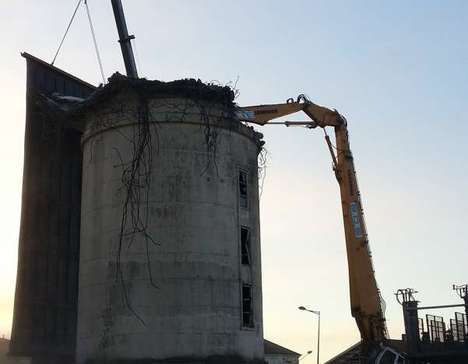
left=10, top=53, right=95, bottom=364
left=76, top=76, right=265, bottom=363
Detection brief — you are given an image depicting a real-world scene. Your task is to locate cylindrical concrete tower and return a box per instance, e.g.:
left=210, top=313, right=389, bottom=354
left=76, top=76, right=264, bottom=364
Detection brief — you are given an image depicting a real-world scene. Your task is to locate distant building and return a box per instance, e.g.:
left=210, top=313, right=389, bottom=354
left=264, top=340, right=300, bottom=364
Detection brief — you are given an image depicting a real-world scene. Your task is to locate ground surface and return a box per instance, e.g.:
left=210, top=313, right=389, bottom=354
left=0, top=339, right=30, bottom=364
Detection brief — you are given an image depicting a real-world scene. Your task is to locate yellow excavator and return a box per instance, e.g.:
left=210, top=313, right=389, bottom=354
left=239, top=95, right=405, bottom=364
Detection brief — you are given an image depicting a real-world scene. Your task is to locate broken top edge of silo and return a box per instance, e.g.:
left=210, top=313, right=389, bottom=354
left=76, top=73, right=237, bottom=112
left=72, top=72, right=264, bottom=151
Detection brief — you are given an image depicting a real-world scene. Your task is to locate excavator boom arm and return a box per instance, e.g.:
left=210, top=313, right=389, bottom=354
left=238, top=102, right=304, bottom=125
left=239, top=98, right=388, bottom=344
left=239, top=99, right=342, bottom=127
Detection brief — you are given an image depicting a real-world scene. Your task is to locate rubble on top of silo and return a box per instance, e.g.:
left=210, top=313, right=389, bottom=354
left=73, top=73, right=238, bottom=113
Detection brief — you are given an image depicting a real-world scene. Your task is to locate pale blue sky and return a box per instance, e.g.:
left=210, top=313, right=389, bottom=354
left=1, top=1, right=467, bottom=362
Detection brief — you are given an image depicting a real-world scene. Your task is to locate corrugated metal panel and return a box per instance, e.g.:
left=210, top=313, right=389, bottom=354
left=9, top=53, right=95, bottom=362
left=22, top=52, right=96, bottom=97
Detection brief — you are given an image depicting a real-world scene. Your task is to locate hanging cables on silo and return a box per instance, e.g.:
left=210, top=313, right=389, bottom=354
left=84, top=0, right=106, bottom=84
left=112, top=94, right=161, bottom=326
left=51, top=0, right=82, bottom=66
left=258, top=147, right=268, bottom=198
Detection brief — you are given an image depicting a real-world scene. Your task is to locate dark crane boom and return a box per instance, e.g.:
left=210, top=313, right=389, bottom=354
left=111, top=0, right=138, bottom=78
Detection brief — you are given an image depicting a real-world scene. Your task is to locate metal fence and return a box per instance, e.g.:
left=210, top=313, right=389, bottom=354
left=451, top=312, right=467, bottom=343
left=418, top=318, right=425, bottom=339
left=426, top=314, right=445, bottom=343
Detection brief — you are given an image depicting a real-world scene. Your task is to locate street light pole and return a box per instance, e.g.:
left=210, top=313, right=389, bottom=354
left=316, top=311, right=320, bottom=364
left=298, top=306, right=320, bottom=364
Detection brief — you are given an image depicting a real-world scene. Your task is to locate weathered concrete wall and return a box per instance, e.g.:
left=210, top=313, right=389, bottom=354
left=76, top=87, right=264, bottom=363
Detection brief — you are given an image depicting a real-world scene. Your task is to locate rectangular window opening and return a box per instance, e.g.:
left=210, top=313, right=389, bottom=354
left=242, top=284, right=254, bottom=328
left=241, top=227, right=251, bottom=265
left=239, top=170, right=248, bottom=208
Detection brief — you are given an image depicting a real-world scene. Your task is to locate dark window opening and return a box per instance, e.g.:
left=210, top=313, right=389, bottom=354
left=242, top=285, right=254, bottom=328
left=239, top=170, right=248, bottom=208
left=241, top=227, right=251, bottom=265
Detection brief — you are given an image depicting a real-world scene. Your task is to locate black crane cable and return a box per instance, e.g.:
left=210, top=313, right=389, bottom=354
left=84, top=0, right=106, bottom=84
left=51, top=0, right=82, bottom=66
left=51, top=0, right=106, bottom=84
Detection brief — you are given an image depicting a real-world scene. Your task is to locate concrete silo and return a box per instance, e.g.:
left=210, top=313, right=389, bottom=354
left=76, top=75, right=265, bottom=364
